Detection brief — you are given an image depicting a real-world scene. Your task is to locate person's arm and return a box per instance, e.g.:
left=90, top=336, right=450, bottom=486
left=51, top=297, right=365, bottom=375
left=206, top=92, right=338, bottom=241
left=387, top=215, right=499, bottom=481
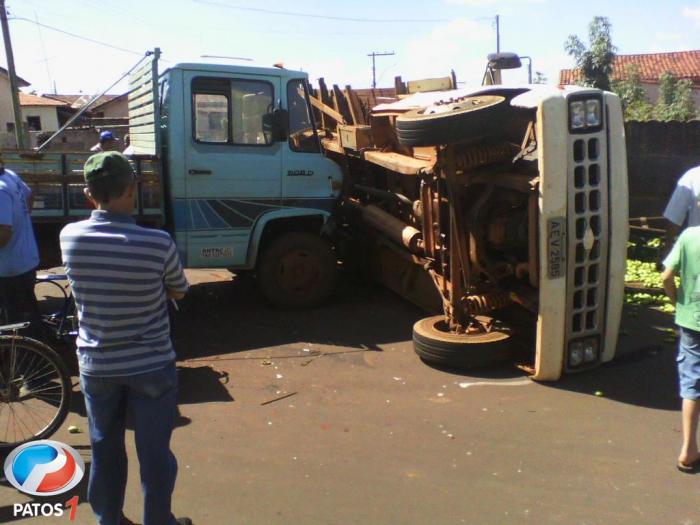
left=662, top=183, right=692, bottom=259
left=662, top=233, right=683, bottom=306
left=163, top=239, right=189, bottom=300
left=662, top=267, right=678, bottom=305
left=0, top=191, right=12, bottom=248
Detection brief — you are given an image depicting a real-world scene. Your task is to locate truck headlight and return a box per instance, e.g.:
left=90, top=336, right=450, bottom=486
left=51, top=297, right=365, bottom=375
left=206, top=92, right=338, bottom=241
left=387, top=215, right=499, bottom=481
left=570, top=101, right=585, bottom=129
left=568, top=338, right=599, bottom=368
left=569, top=96, right=603, bottom=132
left=585, top=99, right=601, bottom=126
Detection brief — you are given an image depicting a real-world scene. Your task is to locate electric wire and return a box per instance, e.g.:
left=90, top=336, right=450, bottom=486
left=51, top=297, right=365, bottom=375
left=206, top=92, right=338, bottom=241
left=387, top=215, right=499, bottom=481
left=193, top=0, right=452, bottom=23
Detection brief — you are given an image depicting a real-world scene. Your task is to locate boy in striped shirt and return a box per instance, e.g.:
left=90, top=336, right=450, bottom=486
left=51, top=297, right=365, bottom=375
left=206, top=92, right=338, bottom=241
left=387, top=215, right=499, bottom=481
left=60, top=152, right=191, bottom=525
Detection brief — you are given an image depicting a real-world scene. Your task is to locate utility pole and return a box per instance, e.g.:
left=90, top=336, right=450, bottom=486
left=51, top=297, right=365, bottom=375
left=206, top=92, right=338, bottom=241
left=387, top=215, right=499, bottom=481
left=0, top=0, right=25, bottom=149
left=368, top=51, right=395, bottom=89
left=495, top=15, right=500, bottom=53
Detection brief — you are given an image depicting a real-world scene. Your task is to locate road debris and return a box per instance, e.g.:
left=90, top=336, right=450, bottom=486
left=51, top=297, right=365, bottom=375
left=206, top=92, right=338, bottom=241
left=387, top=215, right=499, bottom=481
left=261, top=392, right=298, bottom=406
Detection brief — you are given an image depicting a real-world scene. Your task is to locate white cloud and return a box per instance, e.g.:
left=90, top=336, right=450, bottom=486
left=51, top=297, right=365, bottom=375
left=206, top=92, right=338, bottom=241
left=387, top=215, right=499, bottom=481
left=398, top=18, right=494, bottom=87
left=682, top=6, right=700, bottom=26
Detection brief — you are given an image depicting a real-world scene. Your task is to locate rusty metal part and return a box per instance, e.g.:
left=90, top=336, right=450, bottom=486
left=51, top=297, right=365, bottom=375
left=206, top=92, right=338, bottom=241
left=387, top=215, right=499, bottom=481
left=528, top=189, right=539, bottom=288
left=356, top=203, right=424, bottom=254
left=353, top=184, right=413, bottom=207
left=453, top=143, right=512, bottom=172
left=462, top=291, right=512, bottom=315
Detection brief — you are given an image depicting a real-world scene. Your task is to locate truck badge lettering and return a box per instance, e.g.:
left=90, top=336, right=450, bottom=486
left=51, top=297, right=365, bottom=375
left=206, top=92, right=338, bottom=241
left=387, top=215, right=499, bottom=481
left=287, top=170, right=314, bottom=177
left=201, top=247, right=233, bottom=259
left=547, top=218, right=566, bottom=279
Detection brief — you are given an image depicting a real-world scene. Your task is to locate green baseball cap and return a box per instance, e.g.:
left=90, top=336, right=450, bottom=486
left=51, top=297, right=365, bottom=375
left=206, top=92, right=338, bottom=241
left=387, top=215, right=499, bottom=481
left=83, top=151, right=134, bottom=183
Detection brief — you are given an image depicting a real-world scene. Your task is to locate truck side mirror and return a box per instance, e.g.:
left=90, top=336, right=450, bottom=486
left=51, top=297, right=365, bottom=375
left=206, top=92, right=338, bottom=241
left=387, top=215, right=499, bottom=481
left=263, top=108, right=289, bottom=142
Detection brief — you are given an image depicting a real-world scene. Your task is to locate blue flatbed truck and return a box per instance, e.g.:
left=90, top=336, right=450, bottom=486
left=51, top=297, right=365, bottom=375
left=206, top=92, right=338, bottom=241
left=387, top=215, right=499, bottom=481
left=8, top=49, right=345, bottom=308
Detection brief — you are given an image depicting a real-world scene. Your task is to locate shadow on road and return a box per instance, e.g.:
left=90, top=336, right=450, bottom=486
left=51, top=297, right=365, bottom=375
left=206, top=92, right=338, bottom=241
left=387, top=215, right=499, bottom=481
left=170, top=273, right=423, bottom=360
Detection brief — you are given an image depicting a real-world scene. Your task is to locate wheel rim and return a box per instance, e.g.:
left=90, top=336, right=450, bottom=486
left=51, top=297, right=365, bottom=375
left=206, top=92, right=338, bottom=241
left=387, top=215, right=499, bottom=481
left=0, top=340, right=67, bottom=447
left=277, top=249, right=322, bottom=295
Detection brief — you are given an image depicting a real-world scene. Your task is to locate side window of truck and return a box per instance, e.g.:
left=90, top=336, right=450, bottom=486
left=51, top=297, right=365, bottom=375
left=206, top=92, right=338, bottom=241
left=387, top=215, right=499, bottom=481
left=287, top=79, right=320, bottom=153
left=193, top=78, right=230, bottom=144
left=231, top=80, right=274, bottom=146
left=192, top=77, right=274, bottom=146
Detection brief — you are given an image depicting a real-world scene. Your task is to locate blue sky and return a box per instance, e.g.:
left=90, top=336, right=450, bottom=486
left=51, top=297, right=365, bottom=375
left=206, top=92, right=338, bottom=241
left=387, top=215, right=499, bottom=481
left=6, top=0, right=700, bottom=95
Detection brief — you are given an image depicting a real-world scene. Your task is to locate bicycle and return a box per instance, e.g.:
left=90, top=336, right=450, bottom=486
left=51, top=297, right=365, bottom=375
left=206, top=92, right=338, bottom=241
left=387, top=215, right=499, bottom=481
left=0, top=274, right=76, bottom=451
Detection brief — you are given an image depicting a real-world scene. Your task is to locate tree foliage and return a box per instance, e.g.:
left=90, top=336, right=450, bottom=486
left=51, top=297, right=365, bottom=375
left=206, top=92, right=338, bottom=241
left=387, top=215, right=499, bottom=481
left=654, top=72, right=697, bottom=121
left=532, top=71, right=547, bottom=84
left=611, top=65, right=654, bottom=121
left=565, top=16, right=616, bottom=91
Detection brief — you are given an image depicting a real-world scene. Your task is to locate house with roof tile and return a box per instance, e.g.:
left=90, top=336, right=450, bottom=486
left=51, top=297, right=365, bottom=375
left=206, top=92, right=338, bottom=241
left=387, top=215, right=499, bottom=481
left=19, top=92, right=67, bottom=132
left=559, top=50, right=700, bottom=107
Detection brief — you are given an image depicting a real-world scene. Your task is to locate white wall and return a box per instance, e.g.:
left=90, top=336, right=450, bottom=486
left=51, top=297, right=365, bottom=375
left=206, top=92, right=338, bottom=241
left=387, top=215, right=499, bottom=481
left=641, top=82, right=700, bottom=109
left=20, top=106, right=60, bottom=132
left=0, top=75, right=17, bottom=133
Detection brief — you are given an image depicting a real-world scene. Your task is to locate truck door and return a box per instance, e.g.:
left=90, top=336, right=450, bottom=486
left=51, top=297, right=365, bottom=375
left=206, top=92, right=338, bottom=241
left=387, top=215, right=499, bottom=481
left=182, top=70, right=282, bottom=267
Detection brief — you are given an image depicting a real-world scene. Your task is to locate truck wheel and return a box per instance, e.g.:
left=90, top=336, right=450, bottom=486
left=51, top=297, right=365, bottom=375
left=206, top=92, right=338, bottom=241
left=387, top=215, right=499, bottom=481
left=396, top=95, right=506, bottom=147
left=258, top=232, right=337, bottom=308
left=412, top=315, right=512, bottom=368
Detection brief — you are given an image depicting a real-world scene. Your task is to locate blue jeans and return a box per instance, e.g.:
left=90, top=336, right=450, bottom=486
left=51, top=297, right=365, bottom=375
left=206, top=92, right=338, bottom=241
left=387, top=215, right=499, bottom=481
left=679, top=327, right=700, bottom=400
left=80, top=363, right=179, bottom=525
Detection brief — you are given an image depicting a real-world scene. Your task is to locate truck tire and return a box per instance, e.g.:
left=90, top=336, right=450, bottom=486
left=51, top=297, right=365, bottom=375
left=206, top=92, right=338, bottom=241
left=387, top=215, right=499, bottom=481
left=396, top=95, right=507, bottom=147
left=412, top=315, right=512, bottom=369
left=258, top=232, right=337, bottom=308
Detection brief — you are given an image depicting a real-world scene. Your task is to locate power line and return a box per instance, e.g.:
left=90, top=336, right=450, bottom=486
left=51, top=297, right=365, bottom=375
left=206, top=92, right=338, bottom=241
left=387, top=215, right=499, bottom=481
left=193, top=0, right=451, bottom=23
left=9, top=16, right=143, bottom=56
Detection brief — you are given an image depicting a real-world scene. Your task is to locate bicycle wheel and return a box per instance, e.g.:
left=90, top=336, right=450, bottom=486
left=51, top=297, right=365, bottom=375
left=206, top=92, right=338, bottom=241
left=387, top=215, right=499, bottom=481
left=0, top=335, right=71, bottom=451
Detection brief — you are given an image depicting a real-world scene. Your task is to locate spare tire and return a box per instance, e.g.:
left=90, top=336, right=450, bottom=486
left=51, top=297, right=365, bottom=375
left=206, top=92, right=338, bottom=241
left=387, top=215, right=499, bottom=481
left=396, top=95, right=507, bottom=147
left=413, top=315, right=513, bottom=369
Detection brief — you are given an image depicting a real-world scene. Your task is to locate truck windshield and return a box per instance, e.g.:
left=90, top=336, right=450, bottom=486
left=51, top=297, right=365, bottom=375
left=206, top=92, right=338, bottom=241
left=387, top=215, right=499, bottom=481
left=287, top=79, right=319, bottom=153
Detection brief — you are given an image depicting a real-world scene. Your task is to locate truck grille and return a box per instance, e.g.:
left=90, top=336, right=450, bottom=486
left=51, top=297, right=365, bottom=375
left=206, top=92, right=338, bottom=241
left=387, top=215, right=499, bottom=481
left=566, top=132, right=609, bottom=356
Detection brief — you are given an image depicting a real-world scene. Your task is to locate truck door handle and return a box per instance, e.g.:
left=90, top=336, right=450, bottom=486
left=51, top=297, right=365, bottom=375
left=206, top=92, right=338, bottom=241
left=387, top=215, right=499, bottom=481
left=188, top=169, right=212, bottom=175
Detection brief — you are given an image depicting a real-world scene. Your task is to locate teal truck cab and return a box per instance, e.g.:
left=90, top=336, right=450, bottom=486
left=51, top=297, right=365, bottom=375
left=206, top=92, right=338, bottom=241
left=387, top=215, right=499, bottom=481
left=9, top=50, right=344, bottom=308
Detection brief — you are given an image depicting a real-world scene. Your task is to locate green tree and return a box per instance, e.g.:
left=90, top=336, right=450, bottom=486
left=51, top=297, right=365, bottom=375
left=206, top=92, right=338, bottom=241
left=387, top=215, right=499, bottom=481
left=532, top=71, right=547, bottom=84
left=565, top=16, right=616, bottom=91
left=655, top=71, right=697, bottom=121
left=611, top=65, right=654, bottom=120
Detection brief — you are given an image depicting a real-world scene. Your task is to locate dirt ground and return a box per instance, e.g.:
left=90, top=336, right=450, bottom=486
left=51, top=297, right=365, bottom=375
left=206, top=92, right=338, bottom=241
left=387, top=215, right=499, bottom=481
left=1, top=269, right=698, bottom=525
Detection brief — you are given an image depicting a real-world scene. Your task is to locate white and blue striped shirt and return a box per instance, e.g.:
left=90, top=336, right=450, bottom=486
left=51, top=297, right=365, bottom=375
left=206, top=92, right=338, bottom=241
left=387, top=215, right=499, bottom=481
left=60, top=210, right=189, bottom=377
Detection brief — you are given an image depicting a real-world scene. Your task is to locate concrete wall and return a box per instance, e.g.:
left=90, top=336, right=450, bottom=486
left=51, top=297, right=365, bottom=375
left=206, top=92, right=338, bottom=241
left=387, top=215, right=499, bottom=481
left=641, top=82, right=700, bottom=109
left=20, top=105, right=60, bottom=132
left=95, top=96, right=128, bottom=118
left=626, top=120, right=700, bottom=218
left=0, top=76, right=16, bottom=133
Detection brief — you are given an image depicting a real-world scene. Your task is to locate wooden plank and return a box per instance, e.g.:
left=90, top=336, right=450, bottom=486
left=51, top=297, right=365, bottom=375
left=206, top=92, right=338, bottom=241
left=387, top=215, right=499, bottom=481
left=363, top=150, right=434, bottom=175
left=407, top=76, right=453, bottom=94
left=128, top=81, right=154, bottom=101
left=320, top=136, right=344, bottom=155
left=128, top=91, right=154, bottom=110
left=344, top=86, right=367, bottom=126
left=394, top=76, right=406, bottom=95
left=129, top=102, right=155, bottom=119
left=332, top=84, right=353, bottom=125
left=308, top=94, right=346, bottom=125
left=317, top=78, right=331, bottom=130
left=129, top=114, right=155, bottom=127
left=129, top=62, right=153, bottom=86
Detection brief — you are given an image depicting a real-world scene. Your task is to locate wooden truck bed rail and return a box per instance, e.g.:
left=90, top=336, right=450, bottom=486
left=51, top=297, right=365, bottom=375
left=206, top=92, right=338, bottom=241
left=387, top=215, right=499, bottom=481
left=1, top=150, right=164, bottom=225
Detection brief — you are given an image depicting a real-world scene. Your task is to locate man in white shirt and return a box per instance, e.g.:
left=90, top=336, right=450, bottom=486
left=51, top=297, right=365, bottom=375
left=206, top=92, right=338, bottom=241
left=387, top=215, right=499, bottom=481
left=664, top=166, right=700, bottom=252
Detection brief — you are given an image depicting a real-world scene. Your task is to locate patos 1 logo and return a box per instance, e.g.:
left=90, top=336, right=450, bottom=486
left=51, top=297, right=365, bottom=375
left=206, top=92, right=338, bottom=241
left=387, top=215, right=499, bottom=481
left=4, top=440, right=84, bottom=520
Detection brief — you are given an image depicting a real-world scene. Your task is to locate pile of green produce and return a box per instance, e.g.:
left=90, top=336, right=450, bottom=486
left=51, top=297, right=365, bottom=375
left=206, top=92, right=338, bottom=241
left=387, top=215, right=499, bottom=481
left=624, top=258, right=676, bottom=313
left=625, top=259, right=664, bottom=288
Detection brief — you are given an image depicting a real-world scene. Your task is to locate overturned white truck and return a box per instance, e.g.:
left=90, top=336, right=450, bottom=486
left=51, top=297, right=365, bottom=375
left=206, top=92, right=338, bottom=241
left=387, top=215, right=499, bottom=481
left=321, top=79, right=628, bottom=381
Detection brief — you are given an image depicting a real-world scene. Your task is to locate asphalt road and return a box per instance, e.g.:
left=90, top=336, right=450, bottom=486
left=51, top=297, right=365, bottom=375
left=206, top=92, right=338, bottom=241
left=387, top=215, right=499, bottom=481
left=1, top=270, right=698, bottom=525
